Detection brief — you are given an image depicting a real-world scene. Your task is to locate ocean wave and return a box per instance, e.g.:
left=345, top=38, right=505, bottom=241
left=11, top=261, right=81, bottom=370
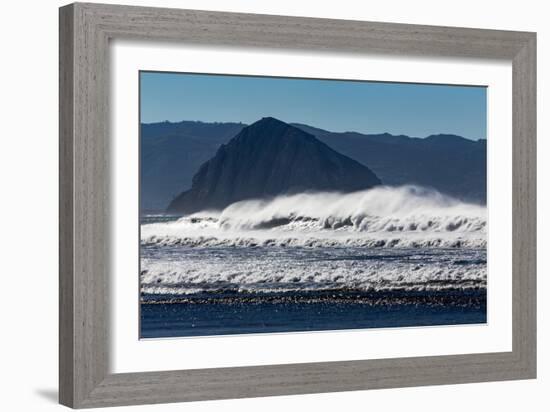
left=142, top=234, right=485, bottom=249
left=141, top=186, right=486, bottom=249
left=140, top=248, right=487, bottom=295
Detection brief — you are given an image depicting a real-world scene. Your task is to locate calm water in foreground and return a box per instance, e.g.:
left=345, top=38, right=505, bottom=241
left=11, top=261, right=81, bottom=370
left=140, top=295, right=486, bottom=338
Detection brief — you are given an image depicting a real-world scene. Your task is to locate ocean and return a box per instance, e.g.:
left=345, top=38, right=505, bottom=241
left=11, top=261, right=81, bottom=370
left=139, top=186, right=487, bottom=338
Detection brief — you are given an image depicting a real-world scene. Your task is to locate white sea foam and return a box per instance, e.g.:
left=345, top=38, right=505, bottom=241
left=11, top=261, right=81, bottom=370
left=140, top=187, right=487, bottom=296
left=140, top=246, right=486, bottom=295
left=141, top=186, right=486, bottom=249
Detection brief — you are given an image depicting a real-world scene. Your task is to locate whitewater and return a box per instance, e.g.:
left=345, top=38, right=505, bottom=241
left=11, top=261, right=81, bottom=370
left=140, top=186, right=487, bottom=298
left=142, top=186, right=486, bottom=249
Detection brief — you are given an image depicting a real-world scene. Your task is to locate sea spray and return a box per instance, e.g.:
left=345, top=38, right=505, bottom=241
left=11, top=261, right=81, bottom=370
left=141, top=186, right=486, bottom=249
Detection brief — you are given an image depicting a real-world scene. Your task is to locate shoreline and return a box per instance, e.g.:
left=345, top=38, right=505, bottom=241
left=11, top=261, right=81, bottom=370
left=140, top=292, right=487, bottom=338
left=140, top=287, right=486, bottom=308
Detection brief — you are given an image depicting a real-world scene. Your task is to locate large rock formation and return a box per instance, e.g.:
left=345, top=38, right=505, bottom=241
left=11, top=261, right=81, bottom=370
left=167, top=117, right=381, bottom=214
left=141, top=120, right=486, bottom=212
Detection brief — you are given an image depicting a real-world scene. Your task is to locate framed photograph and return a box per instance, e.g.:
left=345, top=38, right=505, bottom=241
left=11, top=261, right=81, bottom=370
left=59, top=2, right=536, bottom=408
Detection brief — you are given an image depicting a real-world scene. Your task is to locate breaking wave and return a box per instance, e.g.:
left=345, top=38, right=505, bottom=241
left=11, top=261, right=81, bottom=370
left=140, top=245, right=487, bottom=295
left=141, top=186, right=486, bottom=249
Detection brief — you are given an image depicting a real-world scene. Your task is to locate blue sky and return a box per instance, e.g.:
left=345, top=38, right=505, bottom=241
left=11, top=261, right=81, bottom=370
left=140, top=71, right=486, bottom=140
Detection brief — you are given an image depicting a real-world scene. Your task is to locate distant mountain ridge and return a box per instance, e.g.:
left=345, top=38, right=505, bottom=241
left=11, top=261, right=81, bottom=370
left=309, top=129, right=486, bottom=204
left=141, top=119, right=486, bottom=212
left=141, top=120, right=245, bottom=211
left=167, top=117, right=381, bottom=214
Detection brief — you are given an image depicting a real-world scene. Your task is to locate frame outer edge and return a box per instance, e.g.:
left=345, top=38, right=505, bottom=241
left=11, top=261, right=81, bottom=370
left=59, top=3, right=75, bottom=408
left=82, top=1, right=110, bottom=407
left=61, top=3, right=111, bottom=408
left=58, top=2, right=537, bottom=408
left=512, top=33, right=537, bottom=377
left=78, top=2, right=529, bottom=59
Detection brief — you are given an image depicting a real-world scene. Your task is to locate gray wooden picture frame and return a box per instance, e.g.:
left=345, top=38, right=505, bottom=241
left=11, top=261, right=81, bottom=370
left=59, top=2, right=536, bottom=408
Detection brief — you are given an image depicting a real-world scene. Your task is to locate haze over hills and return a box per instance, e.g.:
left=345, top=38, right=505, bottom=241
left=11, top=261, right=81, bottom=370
left=141, top=121, right=245, bottom=211
left=167, top=117, right=381, bottom=214
left=141, top=119, right=486, bottom=212
left=297, top=125, right=487, bottom=204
